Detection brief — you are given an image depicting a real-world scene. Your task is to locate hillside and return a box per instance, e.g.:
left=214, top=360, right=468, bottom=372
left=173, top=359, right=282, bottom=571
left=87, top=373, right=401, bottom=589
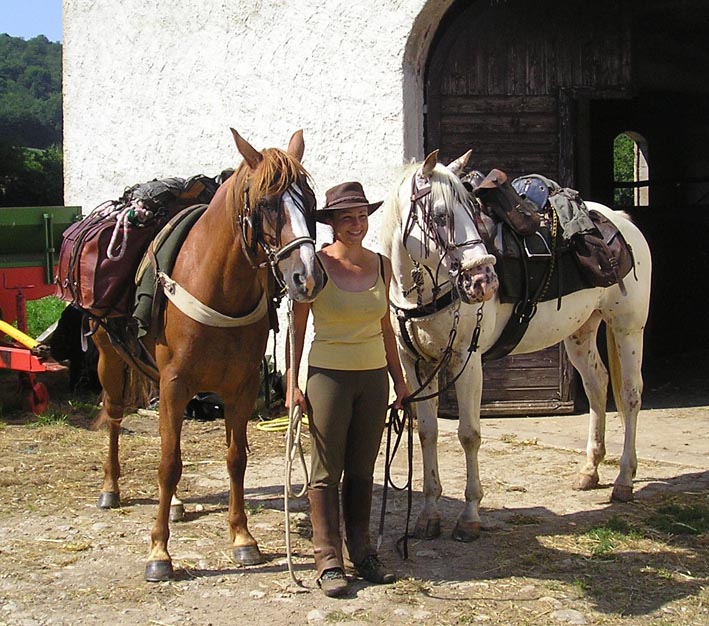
left=0, top=34, right=62, bottom=147
left=0, top=34, right=63, bottom=206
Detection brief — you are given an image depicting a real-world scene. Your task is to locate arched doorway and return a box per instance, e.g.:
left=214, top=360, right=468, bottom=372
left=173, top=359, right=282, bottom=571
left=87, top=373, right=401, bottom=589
left=426, top=0, right=709, bottom=413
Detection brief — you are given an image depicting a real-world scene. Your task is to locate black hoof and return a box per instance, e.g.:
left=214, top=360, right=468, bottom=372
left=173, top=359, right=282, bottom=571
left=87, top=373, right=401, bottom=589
left=413, top=518, right=441, bottom=540
left=97, top=492, right=120, bottom=509
left=145, top=560, right=174, bottom=582
left=233, top=545, right=264, bottom=565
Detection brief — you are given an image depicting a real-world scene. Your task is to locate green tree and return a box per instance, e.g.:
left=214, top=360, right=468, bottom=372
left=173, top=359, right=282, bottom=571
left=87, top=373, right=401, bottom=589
left=613, top=133, right=634, bottom=208
left=0, top=34, right=63, bottom=206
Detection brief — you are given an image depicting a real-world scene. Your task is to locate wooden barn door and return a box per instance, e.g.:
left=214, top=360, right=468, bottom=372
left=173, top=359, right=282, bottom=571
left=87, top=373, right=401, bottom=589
left=426, top=0, right=631, bottom=416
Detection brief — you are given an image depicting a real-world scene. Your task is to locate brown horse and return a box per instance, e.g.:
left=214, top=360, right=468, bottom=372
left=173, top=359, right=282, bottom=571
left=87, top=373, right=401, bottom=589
left=91, top=129, right=325, bottom=581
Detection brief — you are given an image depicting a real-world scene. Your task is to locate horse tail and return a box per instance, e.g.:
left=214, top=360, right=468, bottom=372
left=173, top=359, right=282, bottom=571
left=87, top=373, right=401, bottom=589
left=124, top=364, right=155, bottom=410
left=606, top=326, right=623, bottom=413
left=92, top=325, right=156, bottom=428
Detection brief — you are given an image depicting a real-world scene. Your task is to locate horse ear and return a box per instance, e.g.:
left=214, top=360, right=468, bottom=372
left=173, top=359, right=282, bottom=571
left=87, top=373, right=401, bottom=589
left=447, top=149, right=472, bottom=177
left=230, top=128, right=263, bottom=169
left=287, top=129, right=305, bottom=162
left=422, top=149, right=439, bottom=178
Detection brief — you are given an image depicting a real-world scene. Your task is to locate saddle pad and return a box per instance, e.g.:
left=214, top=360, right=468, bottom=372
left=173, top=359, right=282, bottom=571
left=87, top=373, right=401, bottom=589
left=133, top=204, right=209, bottom=337
left=495, top=224, right=593, bottom=304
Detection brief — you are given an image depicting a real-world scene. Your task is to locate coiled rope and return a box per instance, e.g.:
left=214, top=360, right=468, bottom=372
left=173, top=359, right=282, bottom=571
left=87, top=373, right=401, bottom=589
left=283, top=301, right=309, bottom=587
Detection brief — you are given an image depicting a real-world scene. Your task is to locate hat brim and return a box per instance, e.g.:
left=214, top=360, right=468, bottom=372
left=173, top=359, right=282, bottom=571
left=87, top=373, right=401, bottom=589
left=315, top=200, right=383, bottom=223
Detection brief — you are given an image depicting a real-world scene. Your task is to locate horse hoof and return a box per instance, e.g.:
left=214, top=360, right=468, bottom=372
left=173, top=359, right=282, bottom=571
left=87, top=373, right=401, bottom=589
left=145, top=560, right=174, bottom=582
left=413, top=517, right=441, bottom=540
left=452, top=521, right=481, bottom=542
left=233, top=545, right=264, bottom=566
left=97, top=492, right=120, bottom=509
left=611, top=485, right=634, bottom=502
left=169, top=503, right=185, bottom=522
left=574, top=474, right=599, bottom=491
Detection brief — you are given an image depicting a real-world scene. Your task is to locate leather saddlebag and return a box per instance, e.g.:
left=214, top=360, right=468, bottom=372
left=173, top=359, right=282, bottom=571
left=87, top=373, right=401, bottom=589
left=56, top=211, right=167, bottom=317
left=474, top=168, right=541, bottom=236
left=55, top=174, right=221, bottom=317
left=572, top=210, right=634, bottom=294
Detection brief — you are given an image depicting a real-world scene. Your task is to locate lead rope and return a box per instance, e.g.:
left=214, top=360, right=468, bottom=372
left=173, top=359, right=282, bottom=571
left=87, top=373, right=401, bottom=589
left=378, top=302, right=484, bottom=558
left=284, top=300, right=309, bottom=588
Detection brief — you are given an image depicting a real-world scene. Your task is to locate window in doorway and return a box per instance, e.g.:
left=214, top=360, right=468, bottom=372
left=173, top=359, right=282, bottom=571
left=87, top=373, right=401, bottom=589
left=613, top=132, right=649, bottom=208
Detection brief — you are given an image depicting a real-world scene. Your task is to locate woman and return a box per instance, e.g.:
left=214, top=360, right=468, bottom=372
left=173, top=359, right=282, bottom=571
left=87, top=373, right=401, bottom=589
left=286, top=181, right=410, bottom=597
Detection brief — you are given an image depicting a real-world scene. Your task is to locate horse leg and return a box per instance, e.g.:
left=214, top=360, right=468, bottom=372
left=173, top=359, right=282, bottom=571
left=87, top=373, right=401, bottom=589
left=563, top=312, right=608, bottom=491
left=223, top=381, right=264, bottom=565
left=92, top=330, right=128, bottom=510
left=145, top=374, right=189, bottom=581
left=606, top=327, right=644, bottom=502
left=413, top=391, right=443, bottom=540
left=451, top=358, right=483, bottom=542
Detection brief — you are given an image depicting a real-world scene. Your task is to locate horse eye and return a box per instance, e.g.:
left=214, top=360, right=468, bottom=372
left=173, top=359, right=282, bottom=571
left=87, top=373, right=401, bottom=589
left=432, top=206, right=448, bottom=227
left=259, top=198, right=278, bottom=213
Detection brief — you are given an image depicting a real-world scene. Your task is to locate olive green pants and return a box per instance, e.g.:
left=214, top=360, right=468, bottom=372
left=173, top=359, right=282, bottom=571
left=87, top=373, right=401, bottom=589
left=306, top=366, right=389, bottom=488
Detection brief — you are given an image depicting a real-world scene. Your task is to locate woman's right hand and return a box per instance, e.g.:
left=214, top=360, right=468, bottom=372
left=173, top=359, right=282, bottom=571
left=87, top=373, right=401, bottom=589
left=286, top=385, right=308, bottom=414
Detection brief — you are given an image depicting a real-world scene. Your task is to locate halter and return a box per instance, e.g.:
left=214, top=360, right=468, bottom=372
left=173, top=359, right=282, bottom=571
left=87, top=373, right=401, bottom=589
left=238, top=181, right=317, bottom=292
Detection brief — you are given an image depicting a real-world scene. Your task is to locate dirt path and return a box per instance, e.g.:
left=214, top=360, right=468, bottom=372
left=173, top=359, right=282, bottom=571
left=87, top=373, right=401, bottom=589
left=0, top=374, right=707, bottom=625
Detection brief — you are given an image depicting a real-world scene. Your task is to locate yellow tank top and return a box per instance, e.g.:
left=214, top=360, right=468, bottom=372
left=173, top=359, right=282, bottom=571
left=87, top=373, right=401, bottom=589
left=308, top=256, right=388, bottom=371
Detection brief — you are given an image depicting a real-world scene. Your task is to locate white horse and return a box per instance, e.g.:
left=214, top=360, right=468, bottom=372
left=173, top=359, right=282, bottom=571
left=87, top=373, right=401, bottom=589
left=380, top=150, right=651, bottom=542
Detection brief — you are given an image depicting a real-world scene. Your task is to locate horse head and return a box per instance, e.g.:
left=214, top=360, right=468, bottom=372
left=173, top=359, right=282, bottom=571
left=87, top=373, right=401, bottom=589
left=229, top=129, right=325, bottom=302
left=385, top=150, right=498, bottom=305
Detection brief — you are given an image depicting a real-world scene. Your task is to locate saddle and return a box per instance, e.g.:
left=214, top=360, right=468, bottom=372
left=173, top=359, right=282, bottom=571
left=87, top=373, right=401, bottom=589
left=56, top=174, right=223, bottom=317
left=470, top=171, right=635, bottom=361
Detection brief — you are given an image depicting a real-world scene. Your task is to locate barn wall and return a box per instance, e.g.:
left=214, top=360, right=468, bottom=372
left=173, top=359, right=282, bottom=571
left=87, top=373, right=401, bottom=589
left=61, top=0, right=456, bottom=383
left=63, top=0, right=439, bottom=212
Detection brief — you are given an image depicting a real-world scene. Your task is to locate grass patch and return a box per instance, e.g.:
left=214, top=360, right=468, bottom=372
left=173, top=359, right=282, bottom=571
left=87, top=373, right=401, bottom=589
left=26, top=410, right=69, bottom=427
left=648, top=503, right=709, bottom=535
left=584, top=515, right=643, bottom=558
left=24, top=295, right=66, bottom=339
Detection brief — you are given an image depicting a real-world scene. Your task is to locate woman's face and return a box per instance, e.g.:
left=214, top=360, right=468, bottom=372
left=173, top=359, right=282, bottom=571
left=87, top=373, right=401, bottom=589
left=329, top=207, right=369, bottom=245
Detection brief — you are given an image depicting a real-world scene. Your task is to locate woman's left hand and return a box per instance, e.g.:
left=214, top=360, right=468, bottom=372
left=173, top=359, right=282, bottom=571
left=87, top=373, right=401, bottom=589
left=393, top=380, right=410, bottom=410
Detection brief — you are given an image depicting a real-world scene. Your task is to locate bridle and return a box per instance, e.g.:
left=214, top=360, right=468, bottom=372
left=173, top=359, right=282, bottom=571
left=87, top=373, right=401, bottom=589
left=238, top=180, right=317, bottom=291
left=401, top=171, right=487, bottom=307
left=395, top=170, right=489, bottom=379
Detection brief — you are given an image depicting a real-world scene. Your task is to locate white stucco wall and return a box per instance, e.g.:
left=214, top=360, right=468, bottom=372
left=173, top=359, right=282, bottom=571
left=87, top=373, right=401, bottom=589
left=62, top=0, right=455, bottom=379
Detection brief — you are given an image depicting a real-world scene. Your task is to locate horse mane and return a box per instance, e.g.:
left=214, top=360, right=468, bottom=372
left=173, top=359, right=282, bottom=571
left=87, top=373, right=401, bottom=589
left=381, top=162, right=419, bottom=253
left=226, top=147, right=314, bottom=219
left=380, top=159, right=474, bottom=253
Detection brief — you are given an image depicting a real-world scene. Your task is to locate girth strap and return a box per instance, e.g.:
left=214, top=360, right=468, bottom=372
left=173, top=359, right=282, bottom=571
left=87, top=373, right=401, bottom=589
left=483, top=211, right=559, bottom=361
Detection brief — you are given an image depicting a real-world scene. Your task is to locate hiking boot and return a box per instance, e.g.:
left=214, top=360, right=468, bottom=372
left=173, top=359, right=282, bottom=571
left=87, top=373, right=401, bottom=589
left=318, top=567, right=348, bottom=597
left=355, top=555, right=396, bottom=584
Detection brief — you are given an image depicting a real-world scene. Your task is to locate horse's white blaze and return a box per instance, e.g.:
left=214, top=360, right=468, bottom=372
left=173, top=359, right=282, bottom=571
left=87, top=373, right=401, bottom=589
left=382, top=166, right=652, bottom=541
left=280, top=185, right=320, bottom=300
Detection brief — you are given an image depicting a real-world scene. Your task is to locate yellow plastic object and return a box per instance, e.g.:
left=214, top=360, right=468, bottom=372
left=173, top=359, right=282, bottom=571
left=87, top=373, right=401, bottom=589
left=0, top=319, right=39, bottom=349
left=255, top=414, right=309, bottom=432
